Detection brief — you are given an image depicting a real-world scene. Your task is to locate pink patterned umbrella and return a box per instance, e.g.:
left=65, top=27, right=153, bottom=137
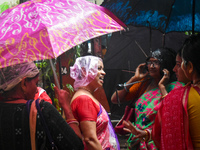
left=0, top=0, right=126, bottom=68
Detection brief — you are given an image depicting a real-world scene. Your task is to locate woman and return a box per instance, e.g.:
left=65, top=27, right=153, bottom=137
left=0, top=62, right=84, bottom=150
left=122, top=48, right=191, bottom=149
left=111, top=48, right=184, bottom=149
left=173, top=48, right=190, bottom=84
left=152, top=34, right=200, bottom=150
left=70, top=55, right=120, bottom=150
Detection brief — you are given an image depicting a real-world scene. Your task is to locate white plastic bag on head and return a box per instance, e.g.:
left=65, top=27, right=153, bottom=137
left=70, top=56, right=102, bottom=91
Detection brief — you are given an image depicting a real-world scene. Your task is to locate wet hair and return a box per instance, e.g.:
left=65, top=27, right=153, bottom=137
left=177, top=48, right=182, bottom=57
left=146, top=47, right=177, bottom=79
left=182, top=34, right=200, bottom=75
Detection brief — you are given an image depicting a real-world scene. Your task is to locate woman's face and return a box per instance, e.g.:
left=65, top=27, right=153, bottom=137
left=146, top=58, right=161, bottom=79
left=92, top=61, right=106, bottom=88
left=173, top=55, right=189, bottom=84
left=25, top=76, right=39, bottom=100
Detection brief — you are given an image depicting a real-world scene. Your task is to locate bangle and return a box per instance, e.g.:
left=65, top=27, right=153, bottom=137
left=146, top=129, right=152, bottom=141
left=66, top=119, right=79, bottom=126
left=161, top=94, right=168, bottom=99
left=67, top=120, right=79, bottom=126
left=66, top=118, right=77, bottom=122
left=140, top=130, right=148, bottom=142
left=124, top=82, right=129, bottom=92
left=144, top=129, right=150, bottom=142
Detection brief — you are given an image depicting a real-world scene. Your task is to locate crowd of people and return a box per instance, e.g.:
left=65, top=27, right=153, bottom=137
left=0, top=33, right=200, bottom=150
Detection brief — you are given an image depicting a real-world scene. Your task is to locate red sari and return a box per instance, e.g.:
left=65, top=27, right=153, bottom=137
left=152, top=84, right=193, bottom=150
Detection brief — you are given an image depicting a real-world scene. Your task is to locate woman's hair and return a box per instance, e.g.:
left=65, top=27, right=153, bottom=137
left=182, top=34, right=200, bottom=75
left=177, top=48, right=182, bottom=57
left=147, top=47, right=177, bottom=79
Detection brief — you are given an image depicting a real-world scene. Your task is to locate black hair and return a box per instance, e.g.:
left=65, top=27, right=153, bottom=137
left=177, top=48, right=182, bottom=57
left=146, top=47, right=177, bottom=79
left=182, top=34, right=200, bottom=75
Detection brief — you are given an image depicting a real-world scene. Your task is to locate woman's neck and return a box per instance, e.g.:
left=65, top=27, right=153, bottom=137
left=192, top=73, right=200, bottom=86
left=146, top=79, right=159, bottom=91
left=193, top=79, right=200, bottom=86
left=78, top=87, right=94, bottom=95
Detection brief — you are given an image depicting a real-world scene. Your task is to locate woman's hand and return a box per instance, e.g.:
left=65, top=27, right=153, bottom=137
left=158, top=69, right=170, bottom=97
left=134, top=63, right=149, bottom=80
left=123, top=120, right=147, bottom=141
left=159, top=69, right=170, bottom=86
left=54, top=86, right=70, bottom=107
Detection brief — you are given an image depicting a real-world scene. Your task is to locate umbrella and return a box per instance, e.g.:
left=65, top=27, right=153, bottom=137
left=103, top=26, right=189, bottom=71
left=101, top=0, right=200, bottom=33
left=0, top=0, right=126, bottom=69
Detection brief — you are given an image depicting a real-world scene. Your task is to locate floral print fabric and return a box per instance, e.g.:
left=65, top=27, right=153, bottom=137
left=127, top=81, right=184, bottom=150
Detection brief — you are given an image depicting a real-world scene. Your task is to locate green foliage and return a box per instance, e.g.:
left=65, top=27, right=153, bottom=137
left=35, top=46, right=81, bottom=110
left=65, top=84, right=74, bottom=96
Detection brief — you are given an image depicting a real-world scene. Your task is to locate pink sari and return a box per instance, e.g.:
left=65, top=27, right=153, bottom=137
left=152, top=84, right=193, bottom=150
left=96, top=105, right=120, bottom=150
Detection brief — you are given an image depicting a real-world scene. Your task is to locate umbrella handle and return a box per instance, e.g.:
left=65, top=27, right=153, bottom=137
left=49, top=59, right=61, bottom=90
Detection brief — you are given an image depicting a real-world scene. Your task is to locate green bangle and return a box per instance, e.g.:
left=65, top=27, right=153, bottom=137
left=124, top=82, right=129, bottom=92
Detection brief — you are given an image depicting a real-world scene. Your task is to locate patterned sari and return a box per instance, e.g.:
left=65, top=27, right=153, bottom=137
left=97, top=105, right=120, bottom=150
left=127, top=81, right=184, bottom=150
left=152, top=84, right=197, bottom=150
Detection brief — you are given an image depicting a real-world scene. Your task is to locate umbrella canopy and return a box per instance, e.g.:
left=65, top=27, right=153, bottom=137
left=103, top=26, right=189, bottom=71
left=101, top=0, right=200, bottom=33
left=0, top=0, right=126, bottom=68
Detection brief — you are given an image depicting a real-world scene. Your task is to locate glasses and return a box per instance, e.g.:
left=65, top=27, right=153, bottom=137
left=146, top=61, right=160, bottom=67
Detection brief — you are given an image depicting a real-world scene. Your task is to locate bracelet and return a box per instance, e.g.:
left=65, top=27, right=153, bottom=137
left=67, top=120, right=79, bottom=126
left=66, top=118, right=79, bottom=126
left=144, top=129, right=150, bottom=142
left=124, top=82, right=129, bottom=92
left=66, top=118, right=77, bottom=122
left=161, top=94, right=168, bottom=99
left=146, top=129, right=152, bottom=141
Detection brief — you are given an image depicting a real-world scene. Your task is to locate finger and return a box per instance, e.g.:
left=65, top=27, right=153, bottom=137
left=123, top=121, right=134, bottom=130
left=163, top=69, right=168, bottom=76
left=123, top=128, right=132, bottom=133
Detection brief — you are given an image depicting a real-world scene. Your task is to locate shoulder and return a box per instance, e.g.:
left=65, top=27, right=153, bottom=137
left=72, top=95, right=93, bottom=103
left=166, top=81, right=185, bottom=91
left=71, top=95, right=99, bottom=108
left=169, top=81, right=185, bottom=86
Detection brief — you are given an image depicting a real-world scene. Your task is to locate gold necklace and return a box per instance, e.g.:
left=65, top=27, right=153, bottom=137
left=78, top=87, right=94, bottom=94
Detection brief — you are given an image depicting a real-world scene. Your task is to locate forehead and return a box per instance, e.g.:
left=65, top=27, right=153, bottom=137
left=98, top=60, right=103, bottom=66
left=148, top=58, right=158, bottom=61
left=176, top=55, right=182, bottom=62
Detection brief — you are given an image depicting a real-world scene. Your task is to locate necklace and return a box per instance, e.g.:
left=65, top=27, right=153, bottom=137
left=78, top=87, right=94, bottom=94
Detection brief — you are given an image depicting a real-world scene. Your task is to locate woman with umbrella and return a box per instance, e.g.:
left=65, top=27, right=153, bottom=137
left=111, top=47, right=184, bottom=149
left=0, top=62, right=84, bottom=150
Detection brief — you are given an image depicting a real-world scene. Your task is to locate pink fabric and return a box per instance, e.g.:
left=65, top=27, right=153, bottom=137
left=34, top=87, right=52, bottom=104
left=71, top=95, right=119, bottom=150
left=96, top=105, right=118, bottom=150
left=0, top=0, right=125, bottom=69
left=152, top=84, right=193, bottom=150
